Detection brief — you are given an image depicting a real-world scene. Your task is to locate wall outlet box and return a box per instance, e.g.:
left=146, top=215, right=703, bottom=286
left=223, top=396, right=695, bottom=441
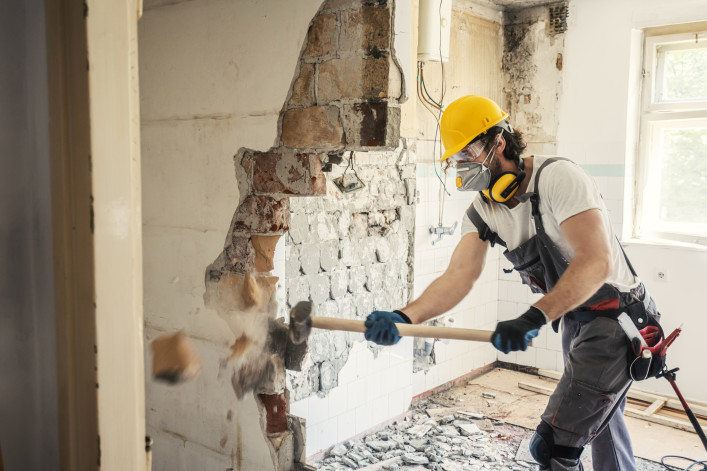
left=333, top=173, right=364, bottom=193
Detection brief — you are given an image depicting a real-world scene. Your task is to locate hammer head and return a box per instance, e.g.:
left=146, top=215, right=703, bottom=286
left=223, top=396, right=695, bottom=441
left=289, top=301, right=313, bottom=344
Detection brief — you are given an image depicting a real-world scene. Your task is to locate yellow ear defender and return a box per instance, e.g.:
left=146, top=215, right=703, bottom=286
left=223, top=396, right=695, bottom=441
left=481, top=159, right=526, bottom=203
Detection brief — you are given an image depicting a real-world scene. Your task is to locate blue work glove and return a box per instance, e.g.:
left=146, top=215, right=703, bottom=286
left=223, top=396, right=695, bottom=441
left=491, top=306, right=548, bottom=354
left=364, top=310, right=412, bottom=346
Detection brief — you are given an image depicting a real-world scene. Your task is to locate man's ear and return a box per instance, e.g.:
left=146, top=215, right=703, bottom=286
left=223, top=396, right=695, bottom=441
left=495, top=133, right=506, bottom=154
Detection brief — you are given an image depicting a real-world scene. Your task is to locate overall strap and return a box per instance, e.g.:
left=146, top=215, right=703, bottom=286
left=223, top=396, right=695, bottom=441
left=466, top=204, right=507, bottom=248
left=524, top=157, right=573, bottom=235
left=529, top=158, right=638, bottom=276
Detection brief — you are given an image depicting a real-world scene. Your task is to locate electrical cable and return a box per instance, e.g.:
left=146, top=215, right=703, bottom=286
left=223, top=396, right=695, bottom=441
left=660, top=455, right=707, bottom=471
left=420, top=65, right=442, bottom=109
left=434, top=0, right=448, bottom=226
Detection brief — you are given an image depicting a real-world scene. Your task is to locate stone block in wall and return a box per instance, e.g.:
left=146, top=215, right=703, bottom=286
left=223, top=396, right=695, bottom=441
left=319, top=239, right=339, bottom=272
left=317, top=57, right=362, bottom=103
left=299, top=244, right=321, bottom=275
left=362, top=53, right=400, bottom=100
left=287, top=276, right=310, bottom=307
left=288, top=212, right=310, bottom=245
left=290, top=63, right=315, bottom=107
left=340, top=4, right=391, bottom=54
left=330, top=270, right=348, bottom=300
left=355, top=291, right=374, bottom=317
left=319, top=360, right=338, bottom=392
left=225, top=234, right=255, bottom=274
left=342, top=102, right=400, bottom=148
left=233, top=195, right=290, bottom=233
left=252, top=152, right=326, bottom=196
left=318, top=55, right=400, bottom=103
left=322, top=0, right=360, bottom=11
left=308, top=332, right=331, bottom=364
left=310, top=273, right=331, bottom=305
left=281, top=106, right=344, bottom=149
left=302, top=13, right=338, bottom=59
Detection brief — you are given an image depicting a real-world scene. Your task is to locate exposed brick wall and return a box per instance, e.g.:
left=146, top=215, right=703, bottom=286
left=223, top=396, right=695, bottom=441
left=201, top=1, right=405, bottom=469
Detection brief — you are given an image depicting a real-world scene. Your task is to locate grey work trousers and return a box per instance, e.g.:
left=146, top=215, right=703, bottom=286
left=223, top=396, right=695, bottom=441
left=539, top=315, right=635, bottom=471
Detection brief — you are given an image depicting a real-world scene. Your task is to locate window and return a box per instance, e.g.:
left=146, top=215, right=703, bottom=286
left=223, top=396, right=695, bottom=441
left=634, top=26, right=707, bottom=246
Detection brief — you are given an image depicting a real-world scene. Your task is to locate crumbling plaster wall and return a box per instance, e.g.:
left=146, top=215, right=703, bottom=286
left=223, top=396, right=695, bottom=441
left=139, top=1, right=323, bottom=469
left=503, top=2, right=566, bottom=156
left=142, top=0, right=408, bottom=468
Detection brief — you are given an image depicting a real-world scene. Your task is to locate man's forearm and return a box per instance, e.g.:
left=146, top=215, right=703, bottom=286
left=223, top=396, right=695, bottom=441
left=534, top=252, right=611, bottom=321
left=400, top=272, right=475, bottom=324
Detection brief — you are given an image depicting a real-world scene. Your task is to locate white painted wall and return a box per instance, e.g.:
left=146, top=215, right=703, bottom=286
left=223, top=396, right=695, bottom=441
left=555, top=0, right=707, bottom=404
left=139, top=0, right=322, bottom=468
left=0, top=2, right=59, bottom=470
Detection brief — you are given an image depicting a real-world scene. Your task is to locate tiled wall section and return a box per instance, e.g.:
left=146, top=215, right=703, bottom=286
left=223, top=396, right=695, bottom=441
left=409, top=163, right=498, bottom=396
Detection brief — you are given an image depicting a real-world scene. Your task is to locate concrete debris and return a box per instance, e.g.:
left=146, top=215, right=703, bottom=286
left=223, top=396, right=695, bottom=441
left=313, top=402, right=541, bottom=471
left=456, top=411, right=485, bottom=420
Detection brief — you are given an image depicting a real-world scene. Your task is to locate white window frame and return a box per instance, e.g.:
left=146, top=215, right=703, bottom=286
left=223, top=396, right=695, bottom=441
left=634, top=27, right=707, bottom=246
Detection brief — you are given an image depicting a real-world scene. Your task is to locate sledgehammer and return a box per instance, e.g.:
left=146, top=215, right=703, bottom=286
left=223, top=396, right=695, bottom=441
left=288, top=301, right=493, bottom=344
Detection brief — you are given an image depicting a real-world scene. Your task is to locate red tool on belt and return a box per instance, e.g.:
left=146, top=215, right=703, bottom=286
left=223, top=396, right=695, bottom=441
left=640, top=325, right=707, bottom=454
left=638, top=324, right=681, bottom=356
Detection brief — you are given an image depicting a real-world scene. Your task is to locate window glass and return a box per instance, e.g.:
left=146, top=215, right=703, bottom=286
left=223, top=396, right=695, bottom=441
left=656, top=43, right=707, bottom=103
left=656, top=126, right=707, bottom=224
left=634, top=26, right=707, bottom=246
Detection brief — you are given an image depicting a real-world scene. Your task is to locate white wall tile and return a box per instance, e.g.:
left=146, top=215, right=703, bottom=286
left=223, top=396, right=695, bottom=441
left=355, top=403, right=373, bottom=435
left=289, top=398, right=308, bottom=419
left=307, top=395, right=330, bottom=427
left=307, top=416, right=338, bottom=456
left=328, top=384, right=349, bottom=418
left=516, top=347, right=536, bottom=367
left=536, top=348, right=558, bottom=371
left=337, top=409, right=357, bottom=444
left=348, top=378, right=367, bottom=409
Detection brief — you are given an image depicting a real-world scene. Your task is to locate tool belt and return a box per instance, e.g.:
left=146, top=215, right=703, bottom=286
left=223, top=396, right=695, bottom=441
left=565, top=297, right=668, bottom=381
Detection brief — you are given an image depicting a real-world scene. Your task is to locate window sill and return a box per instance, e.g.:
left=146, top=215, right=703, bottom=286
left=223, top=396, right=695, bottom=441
left=620, top=237, right=707, bottom=252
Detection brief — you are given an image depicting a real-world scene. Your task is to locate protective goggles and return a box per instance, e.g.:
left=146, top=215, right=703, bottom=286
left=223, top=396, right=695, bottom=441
left=447, top=138, right=491, bottom=164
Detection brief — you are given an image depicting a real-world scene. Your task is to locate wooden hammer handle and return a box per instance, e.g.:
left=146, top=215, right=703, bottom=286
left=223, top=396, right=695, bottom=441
left=309, top=316, right=493, bottom=343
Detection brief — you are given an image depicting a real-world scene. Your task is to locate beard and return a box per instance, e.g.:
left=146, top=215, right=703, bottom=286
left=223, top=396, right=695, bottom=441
left=488, top=155, right=506, bottom=181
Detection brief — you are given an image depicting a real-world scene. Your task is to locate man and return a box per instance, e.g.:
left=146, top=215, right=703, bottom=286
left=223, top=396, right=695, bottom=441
left=364, top=95, right=661, bottom=470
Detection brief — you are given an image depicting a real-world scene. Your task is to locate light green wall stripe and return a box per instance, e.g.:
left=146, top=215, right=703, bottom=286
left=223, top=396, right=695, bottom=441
left=579, top=164, right=625, bottom=177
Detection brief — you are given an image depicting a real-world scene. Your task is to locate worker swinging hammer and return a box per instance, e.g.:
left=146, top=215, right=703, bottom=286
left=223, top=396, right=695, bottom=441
left=360, top=95, right=666, bottom=471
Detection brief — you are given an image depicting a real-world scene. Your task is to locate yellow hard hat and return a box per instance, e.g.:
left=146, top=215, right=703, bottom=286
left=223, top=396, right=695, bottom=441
left=440, top=95, right=509, bottom=161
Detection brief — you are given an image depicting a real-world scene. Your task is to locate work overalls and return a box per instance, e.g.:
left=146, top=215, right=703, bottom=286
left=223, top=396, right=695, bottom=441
left=467, top=157, right=660, bottom=471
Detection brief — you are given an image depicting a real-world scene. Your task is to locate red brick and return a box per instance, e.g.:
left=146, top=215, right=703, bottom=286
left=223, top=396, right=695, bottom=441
left=281, top=106, right=344, bottom=149
left=233, top=196, right=290, bottom=233
left=252, top=152, right=326, bottom=196
left=257, top=393, right=288, bottom=434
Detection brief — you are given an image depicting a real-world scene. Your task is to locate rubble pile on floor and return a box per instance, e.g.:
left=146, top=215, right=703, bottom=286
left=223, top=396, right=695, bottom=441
left=314, top=400, right=538, bottom=471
